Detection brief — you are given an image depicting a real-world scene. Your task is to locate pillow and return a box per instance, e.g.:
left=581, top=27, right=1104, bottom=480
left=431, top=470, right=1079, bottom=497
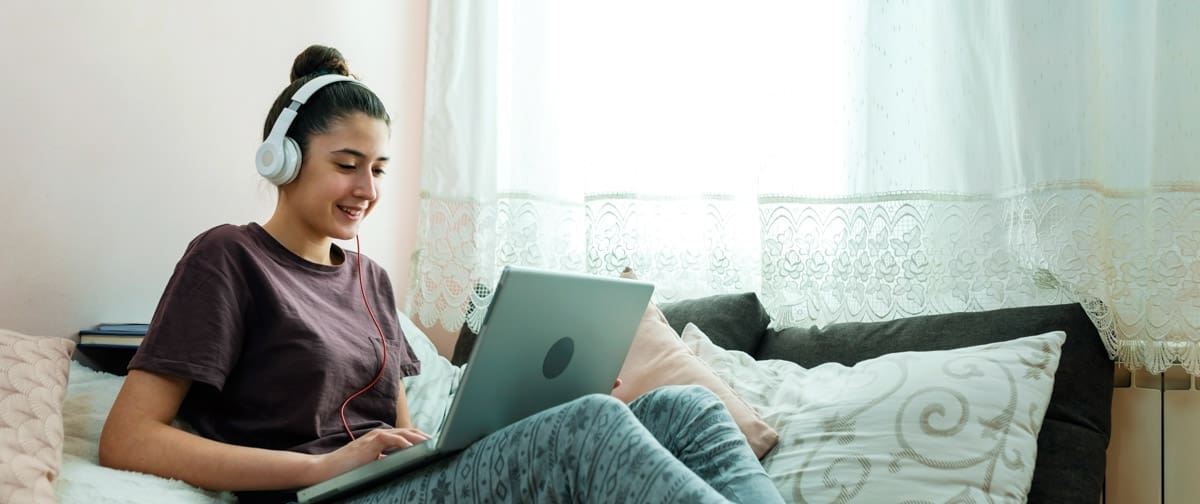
left=0, top=328, right=76, bottom=504
left=615, top=269, right=778, bottom=459
left=756, top=303, right=1112, bottom=503
left=659, top=292, right=772, bottom=355
left=682, top=323, right=1065, bottom=502
left=398, top=313, right=464, bottom=436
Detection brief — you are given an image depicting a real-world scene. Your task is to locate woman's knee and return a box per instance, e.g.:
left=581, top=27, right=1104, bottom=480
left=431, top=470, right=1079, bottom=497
left=559, top=392, right=635, bottom=422
left=572, top=392, right=627, bottom=409
left=550, top=394, right=645, bottom=453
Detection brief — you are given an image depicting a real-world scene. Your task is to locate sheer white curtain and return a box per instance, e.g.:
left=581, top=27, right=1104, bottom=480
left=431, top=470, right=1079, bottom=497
left=409, top=0, right=1200, bottom=374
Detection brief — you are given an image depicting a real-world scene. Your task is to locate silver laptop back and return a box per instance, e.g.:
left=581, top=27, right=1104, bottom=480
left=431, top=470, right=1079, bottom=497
left=437, top=265, right=653, bottom=451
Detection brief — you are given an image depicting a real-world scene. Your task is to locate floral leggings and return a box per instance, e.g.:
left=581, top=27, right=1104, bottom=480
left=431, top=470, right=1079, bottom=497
left=335, top=385, right=781, bottom=503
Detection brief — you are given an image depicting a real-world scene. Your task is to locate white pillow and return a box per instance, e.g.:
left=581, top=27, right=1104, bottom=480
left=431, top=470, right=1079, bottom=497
left=681, top=323, right=1064, bottom=503
left=399, top=313, right=463, bottom=436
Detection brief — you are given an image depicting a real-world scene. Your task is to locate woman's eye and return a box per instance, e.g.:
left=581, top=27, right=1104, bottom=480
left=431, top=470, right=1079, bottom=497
left=337, top=164, right=356, bottom=170
left=373, top=168, right=387, bottom=176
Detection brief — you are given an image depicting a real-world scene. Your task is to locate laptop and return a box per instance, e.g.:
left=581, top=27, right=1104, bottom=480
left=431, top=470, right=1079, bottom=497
left=297, top=265, right=654, bottom=503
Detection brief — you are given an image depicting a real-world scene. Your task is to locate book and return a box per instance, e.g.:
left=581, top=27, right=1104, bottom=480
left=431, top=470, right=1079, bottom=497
left=78, top=334, right=144, bottom=347
left=78, top=323, right=148, bottom=348
left=92, top=323, right=150, bottom=334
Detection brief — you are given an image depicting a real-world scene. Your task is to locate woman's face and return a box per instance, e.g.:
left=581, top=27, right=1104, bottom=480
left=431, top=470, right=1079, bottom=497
left=283, top=112, right=390, bottom=241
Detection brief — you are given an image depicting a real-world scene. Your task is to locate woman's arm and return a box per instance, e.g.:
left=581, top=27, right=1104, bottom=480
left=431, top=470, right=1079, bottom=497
left=395, top=378, right=414, bottom=429
left=100, top=370, right=429, bottom=491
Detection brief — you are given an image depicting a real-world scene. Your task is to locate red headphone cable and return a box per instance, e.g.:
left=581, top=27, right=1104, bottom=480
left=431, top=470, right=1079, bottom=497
left=339, top=235, right=389, bottom=441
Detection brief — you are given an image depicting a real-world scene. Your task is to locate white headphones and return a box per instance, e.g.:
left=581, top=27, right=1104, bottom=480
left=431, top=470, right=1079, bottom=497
left=255, top=74, right=367, bottom=185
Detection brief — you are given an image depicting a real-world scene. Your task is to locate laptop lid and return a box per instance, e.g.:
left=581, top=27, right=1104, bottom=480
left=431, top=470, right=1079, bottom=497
left=436, top=265, right=654, bottom=451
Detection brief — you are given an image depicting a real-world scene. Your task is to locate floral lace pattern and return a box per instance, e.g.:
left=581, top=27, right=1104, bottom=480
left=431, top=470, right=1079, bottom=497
left=409, top=184, right=1200, bottom=374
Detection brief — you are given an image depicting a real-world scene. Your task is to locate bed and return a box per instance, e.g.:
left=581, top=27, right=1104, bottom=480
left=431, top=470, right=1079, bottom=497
left=4, top=293, right=1109, bottom=503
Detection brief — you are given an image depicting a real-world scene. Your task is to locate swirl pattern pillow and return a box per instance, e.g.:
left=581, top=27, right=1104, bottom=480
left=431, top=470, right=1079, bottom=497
left=0, top=328, right=75, bottom=504
left=681, top=323, right=1064, bottom=503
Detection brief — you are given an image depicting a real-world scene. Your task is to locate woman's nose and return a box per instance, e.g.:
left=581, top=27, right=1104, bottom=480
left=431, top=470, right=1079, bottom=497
left=353, top=172, right=378, bottom=200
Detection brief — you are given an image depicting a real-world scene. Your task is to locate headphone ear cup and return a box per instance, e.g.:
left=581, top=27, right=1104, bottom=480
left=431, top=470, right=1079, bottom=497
left=278, top=137, right=302, bottom=185
left=255, top=140, right=287, bottom=185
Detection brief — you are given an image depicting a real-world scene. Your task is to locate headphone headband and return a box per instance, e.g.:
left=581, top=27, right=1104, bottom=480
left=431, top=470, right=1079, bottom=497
left=256, top=74, right=369, bottom=185
left=262, top=74, right=361, bottom=148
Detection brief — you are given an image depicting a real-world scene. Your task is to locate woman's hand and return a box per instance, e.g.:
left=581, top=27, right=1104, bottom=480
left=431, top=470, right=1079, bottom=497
left=311, top=428, right=432, bottom=482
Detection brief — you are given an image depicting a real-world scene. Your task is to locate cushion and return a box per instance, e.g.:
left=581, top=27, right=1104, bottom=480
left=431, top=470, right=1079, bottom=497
left=615, top=269, right=779, bottom=459
left=451, top=323, right=477, bottom=367
left=757, top=303, right=1113, bottom=504
left=683, top=323, right=1065, bottom=502
left=451, top=284, right=776, bottom=363
left=398, top=313, right=464, bottom=436
left=0, top=328, right=76, bottom=504
left=659, top=292, right=772, bottom=355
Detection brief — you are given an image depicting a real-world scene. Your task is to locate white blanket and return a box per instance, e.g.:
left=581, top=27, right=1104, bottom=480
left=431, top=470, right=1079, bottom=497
left=53, top=315, right=462, bottom=503
left=55, top=362, right=236, bottom=503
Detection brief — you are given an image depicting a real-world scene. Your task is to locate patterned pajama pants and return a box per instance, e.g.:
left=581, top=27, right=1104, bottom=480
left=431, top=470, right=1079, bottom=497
left=338, top=385, right=782, bottom=503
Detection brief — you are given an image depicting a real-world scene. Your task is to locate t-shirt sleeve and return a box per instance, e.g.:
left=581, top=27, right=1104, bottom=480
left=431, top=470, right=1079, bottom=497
left=395, top=323, right=422, bottom=378
left=129, top=229, right=248, bottom=390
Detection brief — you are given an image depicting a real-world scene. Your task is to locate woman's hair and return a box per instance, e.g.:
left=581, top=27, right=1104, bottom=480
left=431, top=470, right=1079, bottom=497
left=262, top=45, right=390, bottom=154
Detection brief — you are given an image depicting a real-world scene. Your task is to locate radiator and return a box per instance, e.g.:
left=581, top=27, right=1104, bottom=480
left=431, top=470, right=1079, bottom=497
left=1106, top=366, right=1199, bottom=504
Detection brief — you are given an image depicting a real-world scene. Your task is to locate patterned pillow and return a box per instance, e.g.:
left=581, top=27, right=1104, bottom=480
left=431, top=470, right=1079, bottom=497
left=681, top=323, right=1064, bottom=502
left=0, top=328, right=76, bottom=504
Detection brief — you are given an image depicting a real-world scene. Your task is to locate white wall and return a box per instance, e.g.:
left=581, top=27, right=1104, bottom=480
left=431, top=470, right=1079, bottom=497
left=0, top=1, right=428, bottom=340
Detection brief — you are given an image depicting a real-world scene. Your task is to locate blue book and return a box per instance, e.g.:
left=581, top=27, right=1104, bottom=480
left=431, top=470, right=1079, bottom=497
left=92, top=323, right=150, bottom=334
left=78, top=323, right=148, bottom=348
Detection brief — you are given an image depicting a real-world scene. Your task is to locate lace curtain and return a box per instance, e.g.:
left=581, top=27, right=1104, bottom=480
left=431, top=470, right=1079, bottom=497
left=408, top=1, right=1200, bottom=374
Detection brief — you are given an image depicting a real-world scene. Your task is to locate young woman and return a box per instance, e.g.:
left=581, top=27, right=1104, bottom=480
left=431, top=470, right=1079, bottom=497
left=99, top=45, right=782, bottom=504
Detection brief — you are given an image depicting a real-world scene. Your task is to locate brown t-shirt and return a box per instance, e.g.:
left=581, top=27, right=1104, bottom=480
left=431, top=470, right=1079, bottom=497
left=129, top=223, right=421, bottom=455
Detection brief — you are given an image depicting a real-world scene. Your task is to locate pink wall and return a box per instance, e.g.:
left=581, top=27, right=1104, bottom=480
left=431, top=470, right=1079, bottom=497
left=0, top=1, right=432, bottom=348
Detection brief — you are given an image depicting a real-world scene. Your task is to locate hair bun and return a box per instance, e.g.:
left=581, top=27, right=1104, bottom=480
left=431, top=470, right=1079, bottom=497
left=290, top=45, right=352, bottom=82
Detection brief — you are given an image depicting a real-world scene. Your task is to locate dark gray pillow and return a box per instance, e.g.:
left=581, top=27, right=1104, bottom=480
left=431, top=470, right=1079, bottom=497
left=455, top=290, right=773, bottom=364
left=659, top=292, right=772, bottom=355
left=450, top=323, right=477, bottom=367
left=757, top=303, right=1113, bottom=504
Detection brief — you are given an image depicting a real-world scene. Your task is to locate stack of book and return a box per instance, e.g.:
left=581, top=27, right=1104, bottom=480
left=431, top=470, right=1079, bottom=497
left=78, top=323, right=149, bottom=348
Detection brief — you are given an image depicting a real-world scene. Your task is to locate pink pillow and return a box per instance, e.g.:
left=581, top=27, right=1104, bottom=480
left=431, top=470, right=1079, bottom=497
left=0, top=328, right=75, bottom=504
left=614, top=269, right=779, bottom=459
